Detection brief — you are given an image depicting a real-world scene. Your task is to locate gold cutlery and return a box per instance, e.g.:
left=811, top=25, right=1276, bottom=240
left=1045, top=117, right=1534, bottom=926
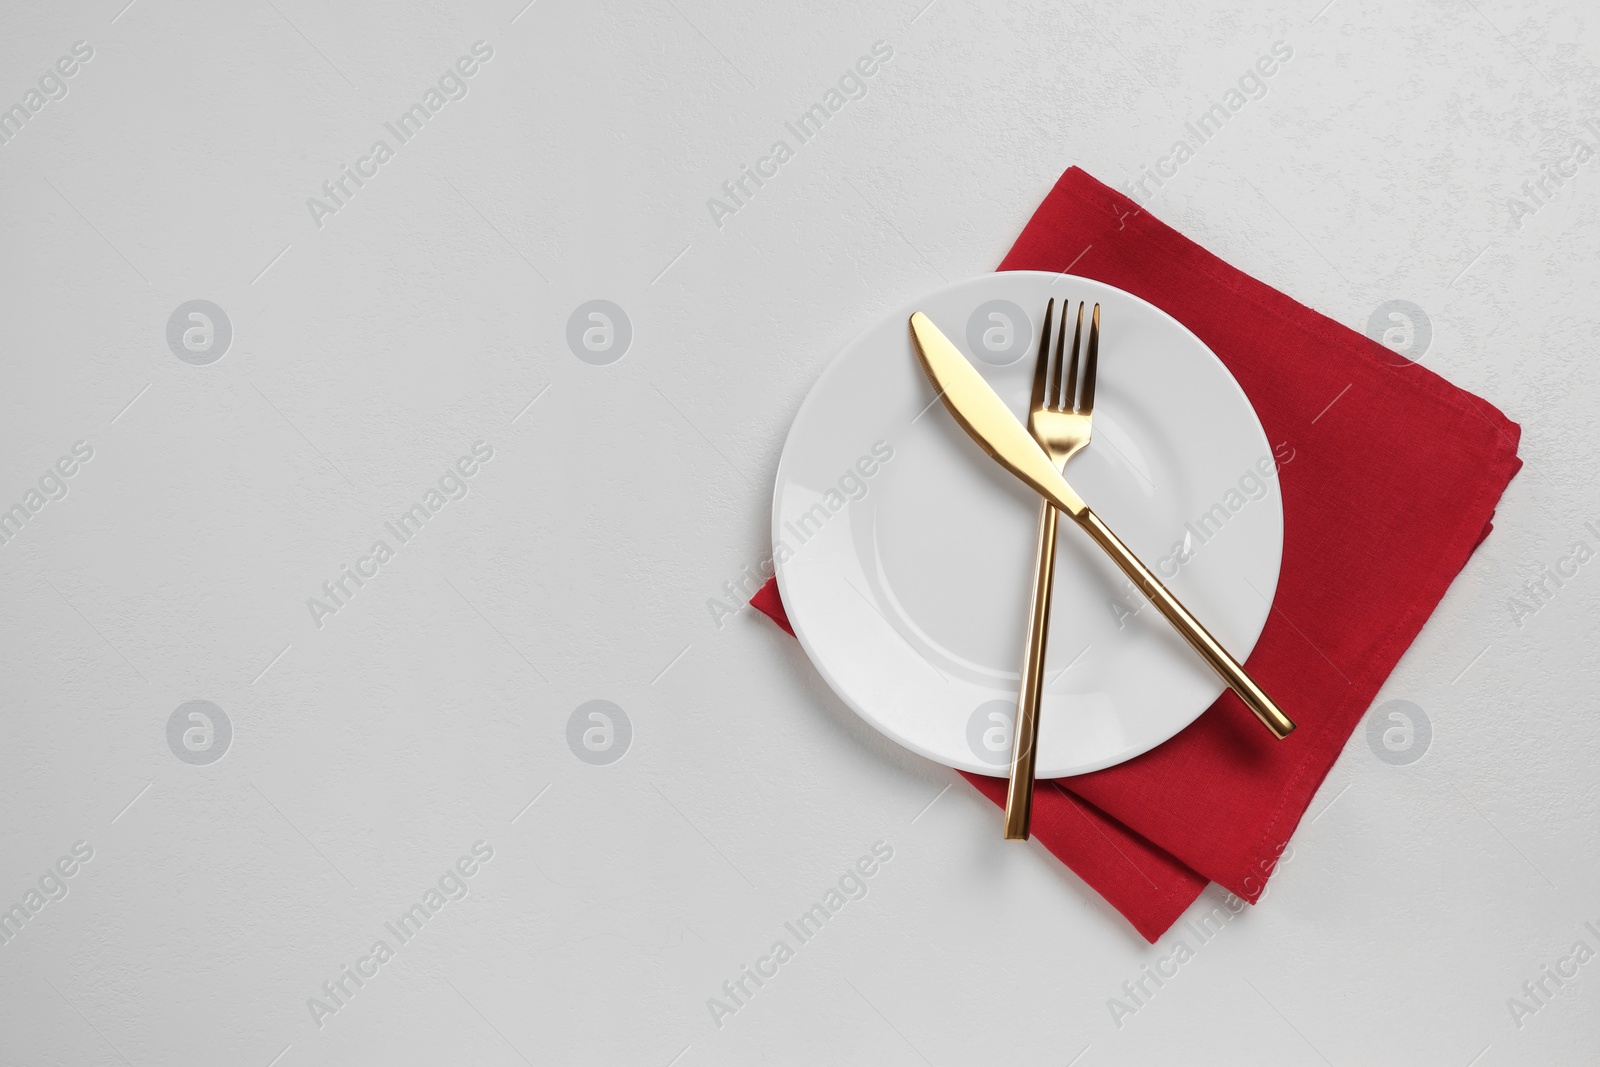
left=907, top=312, right=1296, bottom=780
left=1005, top=298, right=1098, bottom=840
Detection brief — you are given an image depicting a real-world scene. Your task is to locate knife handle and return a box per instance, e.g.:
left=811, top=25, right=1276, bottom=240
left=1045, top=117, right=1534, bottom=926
left=1075, top=508, right=1296, bottom=740
left=1004, top=499, right=1058, bottom=840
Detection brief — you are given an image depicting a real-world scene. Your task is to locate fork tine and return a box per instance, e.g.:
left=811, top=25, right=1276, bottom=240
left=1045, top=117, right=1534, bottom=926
left=1046, top=300, right=1065, bottom=412
left=1030, top=299, right=1054, bottom=415
left=1079, top=303, right=1100, bottom=414
left=1063, top=302, right=1083, bottom=412
left=1048, top=299, right=1066, bottom=411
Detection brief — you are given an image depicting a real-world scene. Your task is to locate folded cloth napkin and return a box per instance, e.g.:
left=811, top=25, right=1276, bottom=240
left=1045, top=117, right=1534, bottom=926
left=752, top=167, right=1522, bottom=942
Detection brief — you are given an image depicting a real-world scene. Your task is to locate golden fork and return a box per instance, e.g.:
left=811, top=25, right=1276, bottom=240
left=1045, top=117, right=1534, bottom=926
left=1006, top=298, right=1097, bottom=840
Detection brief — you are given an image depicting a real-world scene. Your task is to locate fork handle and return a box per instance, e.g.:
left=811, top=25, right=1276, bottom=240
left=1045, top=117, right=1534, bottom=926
left=1075, top=507, right=1296, bottom=740
left=1004, top=499, right=1058, bottom=840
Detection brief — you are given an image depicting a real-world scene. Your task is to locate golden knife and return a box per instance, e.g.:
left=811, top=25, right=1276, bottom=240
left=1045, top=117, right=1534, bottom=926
left=908, top=311, right=1295, bottom=741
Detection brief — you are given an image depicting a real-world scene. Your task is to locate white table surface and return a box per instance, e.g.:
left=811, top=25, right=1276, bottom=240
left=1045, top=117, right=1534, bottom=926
left=2, top=1, right=1596, bottom=1064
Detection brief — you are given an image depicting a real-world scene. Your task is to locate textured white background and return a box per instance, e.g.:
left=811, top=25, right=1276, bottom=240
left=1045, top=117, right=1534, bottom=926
left=1, top=0, right=1597, bottom=1064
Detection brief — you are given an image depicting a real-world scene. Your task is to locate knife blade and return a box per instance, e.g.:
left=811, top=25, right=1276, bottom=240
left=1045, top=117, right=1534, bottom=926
left=908, top=312, right=1087, bottom=518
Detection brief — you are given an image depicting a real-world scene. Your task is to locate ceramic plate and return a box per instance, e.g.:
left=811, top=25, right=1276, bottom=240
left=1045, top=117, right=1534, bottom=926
left=772, top=272, right=1285, bottom=777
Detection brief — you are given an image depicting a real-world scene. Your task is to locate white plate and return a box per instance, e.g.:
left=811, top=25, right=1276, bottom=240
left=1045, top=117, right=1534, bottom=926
left=772, top=272, right=1284, bottom=777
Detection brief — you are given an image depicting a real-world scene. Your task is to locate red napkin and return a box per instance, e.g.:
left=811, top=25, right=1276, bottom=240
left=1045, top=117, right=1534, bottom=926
left=752, top=167, right=1522, bottom=942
